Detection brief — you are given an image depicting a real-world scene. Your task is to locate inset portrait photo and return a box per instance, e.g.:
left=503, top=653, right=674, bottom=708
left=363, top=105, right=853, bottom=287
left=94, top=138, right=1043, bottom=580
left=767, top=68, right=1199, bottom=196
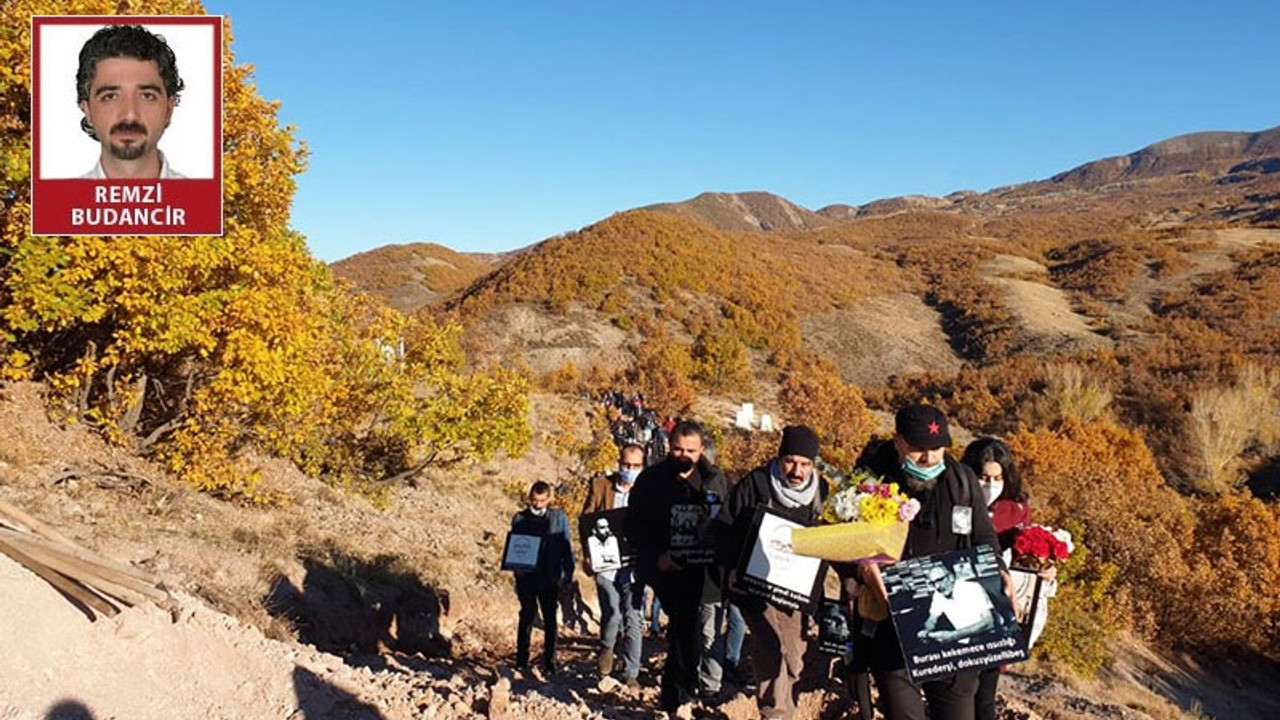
left=31, top=15, right=223, bottom=236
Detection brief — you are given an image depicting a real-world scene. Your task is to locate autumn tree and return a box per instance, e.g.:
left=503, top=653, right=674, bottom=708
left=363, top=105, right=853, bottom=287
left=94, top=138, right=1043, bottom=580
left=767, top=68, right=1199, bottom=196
left=0, top=1, right=529, bottom=498
left=777, top=353, right=875, bottom=469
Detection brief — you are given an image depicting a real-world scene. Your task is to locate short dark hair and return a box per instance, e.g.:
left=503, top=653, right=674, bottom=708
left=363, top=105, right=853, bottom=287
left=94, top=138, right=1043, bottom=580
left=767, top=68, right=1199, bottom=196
left=77, top=25, right=185, bottom=139
left=619, top=443, right=645, bottom=458
left=529, top=480, right=552, bottom=496
left=670, top=420, right=705, bottom=443
left=960, top=437, right=1025, bottom=502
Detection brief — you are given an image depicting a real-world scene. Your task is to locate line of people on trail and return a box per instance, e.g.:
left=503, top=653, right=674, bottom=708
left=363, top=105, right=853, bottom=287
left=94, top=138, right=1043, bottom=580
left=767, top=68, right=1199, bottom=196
left=508, top=403, right=1057, bottom=720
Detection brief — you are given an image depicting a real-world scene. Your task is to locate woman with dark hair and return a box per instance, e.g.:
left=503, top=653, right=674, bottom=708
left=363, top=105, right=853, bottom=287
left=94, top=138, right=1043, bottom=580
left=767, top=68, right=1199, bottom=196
left=961, top=437, right=1028, bottom=552
left=961, top=437, right=1029, bottom=720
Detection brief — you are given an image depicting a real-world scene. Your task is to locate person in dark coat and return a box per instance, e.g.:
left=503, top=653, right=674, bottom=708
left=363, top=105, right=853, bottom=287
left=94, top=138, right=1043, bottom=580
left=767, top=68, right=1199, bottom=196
left=624, top=421, right=730, bottom=714
left=715, top=425, right=826, bottom=720
left=856, top=404, right=1011, bottom=720
left=511, top=481, right=574, bottom=675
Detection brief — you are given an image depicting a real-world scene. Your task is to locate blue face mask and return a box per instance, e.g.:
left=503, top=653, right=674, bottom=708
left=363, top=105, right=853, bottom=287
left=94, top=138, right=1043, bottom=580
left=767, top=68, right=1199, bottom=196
left=902, top=456, right=945, bottom=482
left=618, top=468, right=640, bottom=485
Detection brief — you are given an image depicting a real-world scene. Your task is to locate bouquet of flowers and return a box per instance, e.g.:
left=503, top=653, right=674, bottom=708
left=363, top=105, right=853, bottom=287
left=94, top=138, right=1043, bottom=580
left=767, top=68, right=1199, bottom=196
left=789, top=465, right=920, bottom=563
left=1010, top=524, right=1073, bottom=572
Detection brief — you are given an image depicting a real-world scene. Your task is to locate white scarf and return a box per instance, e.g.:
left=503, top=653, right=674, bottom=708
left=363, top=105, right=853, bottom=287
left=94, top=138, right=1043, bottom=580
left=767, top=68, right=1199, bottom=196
left=769, top=459, right=819, bottom=509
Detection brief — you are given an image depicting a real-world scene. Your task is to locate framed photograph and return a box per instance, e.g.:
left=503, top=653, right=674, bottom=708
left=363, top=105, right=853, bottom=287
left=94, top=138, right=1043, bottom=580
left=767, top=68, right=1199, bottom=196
left=1009, top=567, right=1051, bottom=649
left=669, top=500, right=716, bottom=566
left=31, top=15, right=224, bottom=236
left=500, top=532, right=543, bottom=573
left=817, top=597, right=852, bottom=655
left=578, top=508, right=634, bottom=573
left=735, top=506, right=825, bottom=612
left=882, top=546, right=1029, bottom=684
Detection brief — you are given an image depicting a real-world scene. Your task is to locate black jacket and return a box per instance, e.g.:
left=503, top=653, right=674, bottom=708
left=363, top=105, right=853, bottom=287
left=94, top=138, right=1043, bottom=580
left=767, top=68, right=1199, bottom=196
left=714, top=460, right=825, bottom=612
left=859, top=440, right=1000, bottom=563
left=624, top=455, right=730, bottom=602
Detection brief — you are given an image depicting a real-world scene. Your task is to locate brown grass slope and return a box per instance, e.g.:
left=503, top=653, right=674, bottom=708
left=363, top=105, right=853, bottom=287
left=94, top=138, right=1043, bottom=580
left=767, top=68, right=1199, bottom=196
left=331, top=242, right=497, bottom=313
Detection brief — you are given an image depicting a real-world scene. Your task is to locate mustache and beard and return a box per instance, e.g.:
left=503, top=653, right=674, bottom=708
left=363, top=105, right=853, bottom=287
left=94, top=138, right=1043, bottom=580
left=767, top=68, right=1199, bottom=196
left=903, top=475, right=940, bottom=493
left=107, top=120, right=152, bottom=160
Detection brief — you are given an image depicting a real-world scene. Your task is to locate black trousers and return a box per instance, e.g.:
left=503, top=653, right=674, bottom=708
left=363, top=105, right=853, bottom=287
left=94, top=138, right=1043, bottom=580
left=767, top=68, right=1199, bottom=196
left=516, top=583, right=560, bottom=669
left=974, top=666, right=1000, bottom=720
left=873, top=667, right=980, bottom=720
left=651, top=570, right=704, bottom=712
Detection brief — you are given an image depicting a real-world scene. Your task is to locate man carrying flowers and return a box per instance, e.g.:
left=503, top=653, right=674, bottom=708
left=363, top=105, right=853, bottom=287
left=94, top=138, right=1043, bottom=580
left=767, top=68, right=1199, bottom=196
left=714, top=425, right=826, bottom=720
left=856, top=404, right=1012, bottom=720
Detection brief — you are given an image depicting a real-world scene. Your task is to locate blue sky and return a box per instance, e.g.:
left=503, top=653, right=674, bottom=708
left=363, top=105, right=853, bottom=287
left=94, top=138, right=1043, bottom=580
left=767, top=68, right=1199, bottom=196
left=204, top=1, right=1279, bottom=262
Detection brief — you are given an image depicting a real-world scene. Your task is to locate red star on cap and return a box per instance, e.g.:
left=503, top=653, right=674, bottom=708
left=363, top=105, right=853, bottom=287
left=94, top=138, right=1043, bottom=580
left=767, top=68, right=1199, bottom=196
left=928, top=421, right=940, bottom=435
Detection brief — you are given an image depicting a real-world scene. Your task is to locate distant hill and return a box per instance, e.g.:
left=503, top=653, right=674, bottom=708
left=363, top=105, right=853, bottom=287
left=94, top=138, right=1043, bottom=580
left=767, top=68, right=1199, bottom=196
left=641, top=191, right=834, bottom=232
left=330, top=242, right=499, bottom=313
left=1046, top=126, right=1280, bottom=189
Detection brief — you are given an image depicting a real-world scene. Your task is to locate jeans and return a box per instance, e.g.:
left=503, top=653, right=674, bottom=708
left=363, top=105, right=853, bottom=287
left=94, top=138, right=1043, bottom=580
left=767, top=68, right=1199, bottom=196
left=516, top=583, right=559, bottom=669
left=698, top=600, right=726, bottom=692
left=649, top=593, right=663, bottom=635
left=595, top=569, right=645, bottom=680
left=725, top=601, right=746, bottom=666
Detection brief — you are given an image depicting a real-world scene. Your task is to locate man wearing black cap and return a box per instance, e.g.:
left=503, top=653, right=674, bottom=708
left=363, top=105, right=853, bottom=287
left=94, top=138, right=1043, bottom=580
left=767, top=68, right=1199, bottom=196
left=714, top=425, right=825, bottom=720
left=854, top=404, right=1008, bottom=720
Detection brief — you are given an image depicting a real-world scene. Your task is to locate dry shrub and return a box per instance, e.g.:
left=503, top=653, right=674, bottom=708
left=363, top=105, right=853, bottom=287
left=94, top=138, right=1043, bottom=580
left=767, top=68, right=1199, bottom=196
left=1178, top=492, right=1280, bottom=653
left=1183, top=362, right=1280, bottom=494
left=626, top=331, right=696, bottom=415
left=1186, top=387, right=1253, bottom=493
left=777, top=354, right=875, bottom=469
left=713, top=426, right=780, bottom=479
left=1022, top=363, right=1113, bottom=428
left=1009, top=419, right=1194, bottom=643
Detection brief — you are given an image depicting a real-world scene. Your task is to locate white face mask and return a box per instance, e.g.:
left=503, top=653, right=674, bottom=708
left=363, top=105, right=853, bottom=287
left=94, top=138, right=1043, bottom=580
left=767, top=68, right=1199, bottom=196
left=981, top=481, right=1004, bottom=507
left=528, top=506, right=548, bottom=516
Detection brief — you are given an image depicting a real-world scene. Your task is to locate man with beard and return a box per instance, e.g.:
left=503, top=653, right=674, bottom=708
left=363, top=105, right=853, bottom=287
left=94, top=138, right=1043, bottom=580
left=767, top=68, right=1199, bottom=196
left=624, top=421, right=730, bottom=716
left=855, top=404, right=1013, bottom=720
left=76, top=25, right=186, bottom=179
left=715, top=425, right=825, bottom=720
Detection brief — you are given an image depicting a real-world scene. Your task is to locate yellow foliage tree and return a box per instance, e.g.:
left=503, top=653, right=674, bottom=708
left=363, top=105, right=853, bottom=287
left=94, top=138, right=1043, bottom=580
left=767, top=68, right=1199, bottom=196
left=0, top=1, right=529, bottom=498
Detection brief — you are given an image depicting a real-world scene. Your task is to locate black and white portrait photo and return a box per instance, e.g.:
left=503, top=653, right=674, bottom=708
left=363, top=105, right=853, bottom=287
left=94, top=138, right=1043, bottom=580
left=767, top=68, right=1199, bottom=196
left=883, top=546, right=1029, bottom=683
left=578, top=508, right=634, bottom=573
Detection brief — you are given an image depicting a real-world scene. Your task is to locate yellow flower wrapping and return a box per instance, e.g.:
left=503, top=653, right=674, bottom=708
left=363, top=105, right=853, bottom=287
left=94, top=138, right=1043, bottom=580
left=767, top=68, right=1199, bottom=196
left=789, top=521, right=909, bottom=563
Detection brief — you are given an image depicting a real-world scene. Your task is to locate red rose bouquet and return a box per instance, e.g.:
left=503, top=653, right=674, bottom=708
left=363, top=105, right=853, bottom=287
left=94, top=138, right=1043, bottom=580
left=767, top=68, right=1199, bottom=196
left=1011, top=524, right=1073, bottom=571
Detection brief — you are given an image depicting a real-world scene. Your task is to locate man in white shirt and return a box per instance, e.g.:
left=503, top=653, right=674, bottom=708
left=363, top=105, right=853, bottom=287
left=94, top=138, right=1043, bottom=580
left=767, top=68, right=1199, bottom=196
left=917, top=562, right=1000, bottom=644
left=76, top=25, right=186, bottom=179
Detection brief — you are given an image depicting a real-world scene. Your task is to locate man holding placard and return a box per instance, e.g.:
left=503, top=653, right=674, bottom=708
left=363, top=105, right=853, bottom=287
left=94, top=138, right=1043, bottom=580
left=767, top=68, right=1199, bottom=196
left=580, top=444, right=646, bottom=688
left=625, top=421, right=729, bottom=715
left=508, top=481, right=574, bottom=677
left=715, top=425, right=826, bottom=720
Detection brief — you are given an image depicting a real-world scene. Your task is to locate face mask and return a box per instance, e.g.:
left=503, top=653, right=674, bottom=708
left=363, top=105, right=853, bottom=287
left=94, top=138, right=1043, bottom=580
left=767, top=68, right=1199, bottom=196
left=528, top=506, right=547, bottom=516
left=674, top=456, right=696, bottom=472
left=902, top=456, right=945, bottom=483
left=981, top=481, right=1004, bottom=507
left=618, top=468, right=640, bottom=485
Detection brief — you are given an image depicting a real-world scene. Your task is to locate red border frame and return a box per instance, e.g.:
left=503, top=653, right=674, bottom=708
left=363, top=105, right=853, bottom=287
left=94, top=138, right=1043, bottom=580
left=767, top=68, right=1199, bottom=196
left=30, top=15, right=224, bottom=236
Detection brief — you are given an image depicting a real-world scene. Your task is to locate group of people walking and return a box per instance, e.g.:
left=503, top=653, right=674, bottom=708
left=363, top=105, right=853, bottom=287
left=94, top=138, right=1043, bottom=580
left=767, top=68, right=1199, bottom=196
left=508, top=403, right=1053, bottom=720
